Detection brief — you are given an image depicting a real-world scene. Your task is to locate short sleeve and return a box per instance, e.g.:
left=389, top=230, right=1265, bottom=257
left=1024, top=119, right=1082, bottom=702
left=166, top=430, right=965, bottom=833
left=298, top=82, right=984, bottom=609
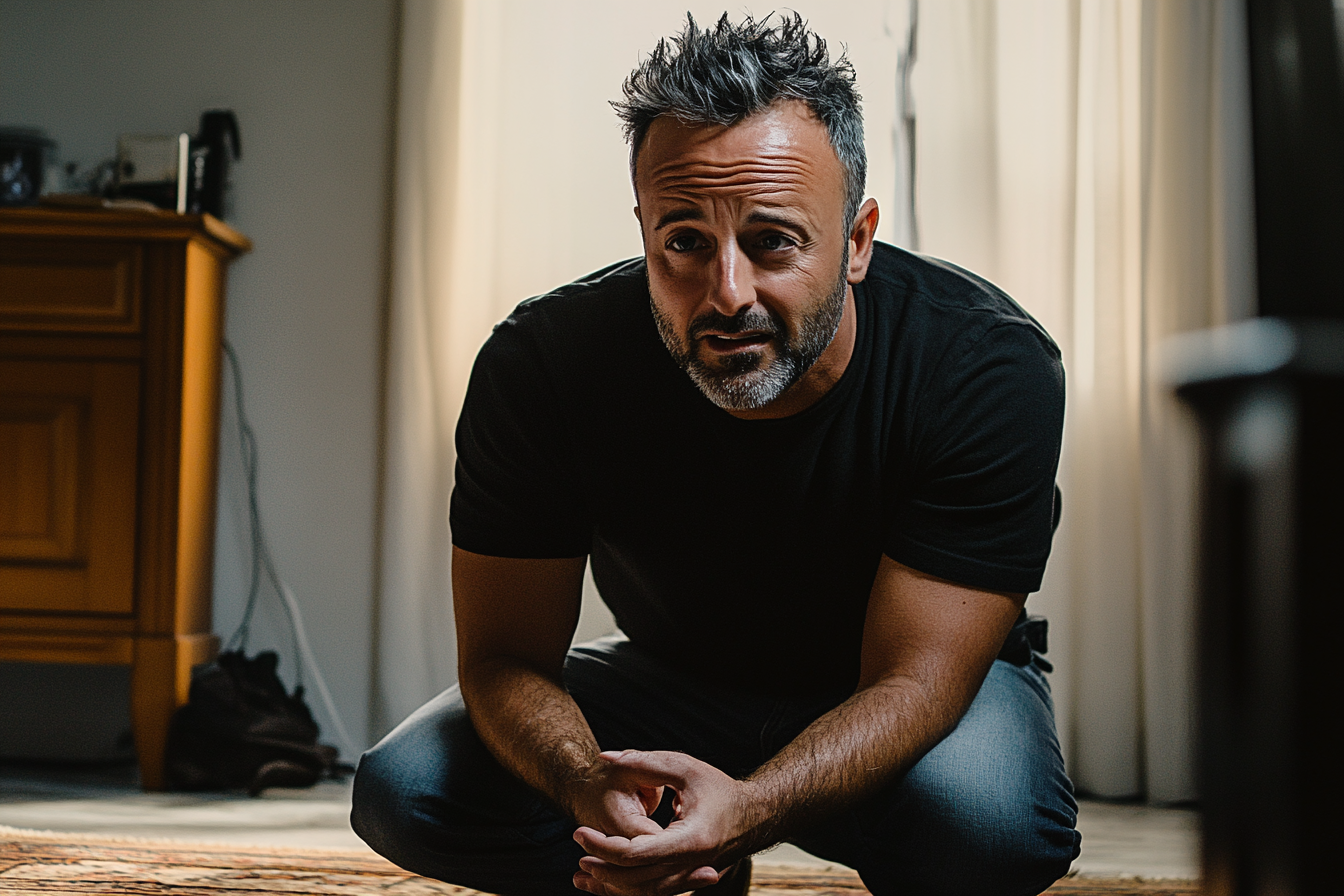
left=449, top=317, right=592, bottom=558
left=885, top=321, right=1065, bottom=593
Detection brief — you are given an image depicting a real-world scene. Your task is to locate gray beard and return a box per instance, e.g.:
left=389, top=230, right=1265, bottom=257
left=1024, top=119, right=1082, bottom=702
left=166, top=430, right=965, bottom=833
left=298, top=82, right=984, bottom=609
left=652, top=261, right=849, bottom=411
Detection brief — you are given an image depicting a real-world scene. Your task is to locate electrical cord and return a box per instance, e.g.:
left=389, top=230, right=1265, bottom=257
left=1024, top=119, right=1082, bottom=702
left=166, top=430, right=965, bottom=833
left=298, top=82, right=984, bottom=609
left=221, top=340, right=295, bottom=667
left=220, top=339, right=358, bottom=760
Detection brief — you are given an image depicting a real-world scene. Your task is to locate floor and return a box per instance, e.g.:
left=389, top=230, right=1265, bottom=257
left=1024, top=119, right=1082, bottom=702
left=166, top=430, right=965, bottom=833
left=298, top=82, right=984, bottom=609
left=0, top=760, right=1200, bottom=880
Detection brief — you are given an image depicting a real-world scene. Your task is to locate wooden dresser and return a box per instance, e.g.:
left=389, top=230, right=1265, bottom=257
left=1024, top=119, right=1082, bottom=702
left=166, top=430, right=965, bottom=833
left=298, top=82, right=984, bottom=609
left=0, top=206, right=250, bottom=789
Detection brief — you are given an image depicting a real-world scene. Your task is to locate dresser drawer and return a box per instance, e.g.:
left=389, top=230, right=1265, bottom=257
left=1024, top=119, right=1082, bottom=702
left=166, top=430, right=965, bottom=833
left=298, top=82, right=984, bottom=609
left=0, top=359, right=139, bottom=614
left=0, top=238, right=142, bottom=334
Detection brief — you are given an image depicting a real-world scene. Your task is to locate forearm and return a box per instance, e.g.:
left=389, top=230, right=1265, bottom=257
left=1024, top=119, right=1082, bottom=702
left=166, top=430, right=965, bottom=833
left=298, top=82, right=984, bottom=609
left=738, top=672, right=971, bottom=851
left=452, top=548, right=599, bottom=820
left=460, top=656, right=601, bottom=819
left=730, top=558, right=1024, bottom=851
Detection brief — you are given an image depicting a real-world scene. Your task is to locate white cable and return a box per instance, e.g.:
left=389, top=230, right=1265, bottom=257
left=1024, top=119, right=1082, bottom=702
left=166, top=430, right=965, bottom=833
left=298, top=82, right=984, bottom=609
left=221, top=338, right=360, bottom=763
left=276, top=578, right=359, bottom=761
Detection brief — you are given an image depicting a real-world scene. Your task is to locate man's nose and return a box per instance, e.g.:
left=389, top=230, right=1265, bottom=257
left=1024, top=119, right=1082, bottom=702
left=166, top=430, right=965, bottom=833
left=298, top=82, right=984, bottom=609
left=706, top=242, right=754, bottom=316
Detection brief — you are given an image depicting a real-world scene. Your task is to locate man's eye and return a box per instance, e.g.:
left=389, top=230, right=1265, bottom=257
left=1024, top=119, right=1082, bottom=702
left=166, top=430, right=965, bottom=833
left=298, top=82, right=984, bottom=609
left=667, top=234, right=701, bottom=252
left=756, top=233, right=794, bottom=251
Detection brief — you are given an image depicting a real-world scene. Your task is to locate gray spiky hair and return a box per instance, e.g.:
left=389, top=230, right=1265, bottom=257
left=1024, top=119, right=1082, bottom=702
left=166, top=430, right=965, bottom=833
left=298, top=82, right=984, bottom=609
left=613, top=12, right=866, bottom=230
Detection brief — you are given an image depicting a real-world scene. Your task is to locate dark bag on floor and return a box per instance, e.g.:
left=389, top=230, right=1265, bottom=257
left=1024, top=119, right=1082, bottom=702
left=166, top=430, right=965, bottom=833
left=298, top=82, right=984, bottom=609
left=163, top=649, right=344, bottom=795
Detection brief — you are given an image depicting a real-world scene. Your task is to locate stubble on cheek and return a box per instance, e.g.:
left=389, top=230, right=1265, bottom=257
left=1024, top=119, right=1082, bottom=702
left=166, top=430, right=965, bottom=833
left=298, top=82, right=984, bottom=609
left=647, top=253, right=847, bottom=412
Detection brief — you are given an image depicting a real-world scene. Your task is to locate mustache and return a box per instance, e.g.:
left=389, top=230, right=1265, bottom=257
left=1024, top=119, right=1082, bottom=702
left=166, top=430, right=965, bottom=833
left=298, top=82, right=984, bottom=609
left=687, top=308, right=783, bottom=340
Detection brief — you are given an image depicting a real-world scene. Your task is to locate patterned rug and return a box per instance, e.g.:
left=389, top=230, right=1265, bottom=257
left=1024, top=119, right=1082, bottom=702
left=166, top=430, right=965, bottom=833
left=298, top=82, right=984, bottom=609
left=0, top=826, right=1198, bottom=895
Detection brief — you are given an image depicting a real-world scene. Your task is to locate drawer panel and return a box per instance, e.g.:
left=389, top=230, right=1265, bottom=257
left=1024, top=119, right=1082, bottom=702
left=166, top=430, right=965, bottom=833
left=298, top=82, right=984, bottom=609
left=0, top=396, right=79, bottom=560
left=0, top=239, right=142, bottom=333
left=0, top=359, right=139, bottom=614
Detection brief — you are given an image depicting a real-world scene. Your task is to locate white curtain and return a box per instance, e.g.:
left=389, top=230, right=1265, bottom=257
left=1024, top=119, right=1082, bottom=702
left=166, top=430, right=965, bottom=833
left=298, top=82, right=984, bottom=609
left=374, top=0, right=1255, bottom=805
left=913, top=0, right=1255, bottom=801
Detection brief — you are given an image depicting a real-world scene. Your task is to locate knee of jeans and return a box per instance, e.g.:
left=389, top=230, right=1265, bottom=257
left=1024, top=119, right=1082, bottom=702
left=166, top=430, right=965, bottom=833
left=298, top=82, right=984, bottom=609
left=351, top=719, right=578, bottom=877
left=350, top=743, right=431, bottom=870
left=893, top=826, right=1078, bottom=896
left=863, top=759, right=1081, bottom=896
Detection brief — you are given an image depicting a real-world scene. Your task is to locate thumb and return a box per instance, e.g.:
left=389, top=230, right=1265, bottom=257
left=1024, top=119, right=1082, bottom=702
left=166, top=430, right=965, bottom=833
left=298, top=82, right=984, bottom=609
left=601, top=749, right=694, bottom=787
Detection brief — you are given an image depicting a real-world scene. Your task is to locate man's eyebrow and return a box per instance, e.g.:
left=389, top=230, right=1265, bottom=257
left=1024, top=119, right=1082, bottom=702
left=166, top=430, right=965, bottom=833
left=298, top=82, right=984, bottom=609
left=653, top=207, right=705, bottom=230
left=745, top=210, right=808, bottom=231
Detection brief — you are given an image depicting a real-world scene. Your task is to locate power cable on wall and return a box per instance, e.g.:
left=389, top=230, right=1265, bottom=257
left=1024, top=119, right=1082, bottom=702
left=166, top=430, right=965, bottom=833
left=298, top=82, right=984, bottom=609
left=220, top=340, right=358, bottom=761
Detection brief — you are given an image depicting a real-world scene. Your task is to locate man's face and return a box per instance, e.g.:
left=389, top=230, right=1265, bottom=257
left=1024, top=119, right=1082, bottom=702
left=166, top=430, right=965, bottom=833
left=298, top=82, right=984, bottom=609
left=634, top=100, right=857, bottom=418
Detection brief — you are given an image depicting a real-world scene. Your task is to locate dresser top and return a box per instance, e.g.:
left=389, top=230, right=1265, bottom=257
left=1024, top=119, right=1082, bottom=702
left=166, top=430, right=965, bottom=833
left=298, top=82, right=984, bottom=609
left=0, top=203, right=252, bottom=257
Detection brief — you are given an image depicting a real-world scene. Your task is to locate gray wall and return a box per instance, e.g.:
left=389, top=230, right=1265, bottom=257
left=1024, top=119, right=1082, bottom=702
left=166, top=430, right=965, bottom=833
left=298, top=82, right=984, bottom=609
left=0, top=0, right=398, bottom=760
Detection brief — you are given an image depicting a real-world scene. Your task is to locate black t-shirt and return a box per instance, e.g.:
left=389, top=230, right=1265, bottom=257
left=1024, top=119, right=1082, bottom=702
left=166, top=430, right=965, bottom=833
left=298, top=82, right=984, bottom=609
left=451, top=242, right=1065, bottom=693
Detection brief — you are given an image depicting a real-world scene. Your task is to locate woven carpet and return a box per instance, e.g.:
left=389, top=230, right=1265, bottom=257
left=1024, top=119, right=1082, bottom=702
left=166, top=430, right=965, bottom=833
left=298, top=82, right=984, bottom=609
left=0, top=826, right=1197, bottom=896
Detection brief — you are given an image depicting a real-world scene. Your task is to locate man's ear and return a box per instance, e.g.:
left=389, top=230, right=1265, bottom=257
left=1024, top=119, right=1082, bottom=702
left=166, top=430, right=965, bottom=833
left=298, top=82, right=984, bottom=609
left=634, top=205, right=646, bottom=249
left=846, top=198, right=880, bottom=284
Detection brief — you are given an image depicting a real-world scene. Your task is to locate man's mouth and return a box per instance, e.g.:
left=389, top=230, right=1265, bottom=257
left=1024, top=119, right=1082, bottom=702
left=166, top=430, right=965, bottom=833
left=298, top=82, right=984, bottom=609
left=700, top=331, right=772, bottom=354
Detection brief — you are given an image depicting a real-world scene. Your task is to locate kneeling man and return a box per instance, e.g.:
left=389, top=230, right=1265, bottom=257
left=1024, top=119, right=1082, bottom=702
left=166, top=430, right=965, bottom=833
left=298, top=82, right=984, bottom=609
left=354, top=13, right=1081, bottom=896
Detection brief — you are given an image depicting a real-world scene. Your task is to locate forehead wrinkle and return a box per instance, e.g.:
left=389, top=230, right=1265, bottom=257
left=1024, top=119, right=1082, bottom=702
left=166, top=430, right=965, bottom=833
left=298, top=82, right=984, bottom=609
left=652, top=171, right=810, bottom=228
left=649, top=158, right=815, bottom=191
left=656, top=185, right=809, bottom=217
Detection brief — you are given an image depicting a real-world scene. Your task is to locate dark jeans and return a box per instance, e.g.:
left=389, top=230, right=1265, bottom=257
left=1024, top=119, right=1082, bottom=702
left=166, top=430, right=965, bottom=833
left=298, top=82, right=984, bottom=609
left=351, top=635, right=1081, bottom=896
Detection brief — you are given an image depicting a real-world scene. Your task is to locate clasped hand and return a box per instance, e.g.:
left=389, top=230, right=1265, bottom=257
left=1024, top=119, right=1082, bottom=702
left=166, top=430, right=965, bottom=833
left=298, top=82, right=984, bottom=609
left=571, top=750, right=755, bottom=896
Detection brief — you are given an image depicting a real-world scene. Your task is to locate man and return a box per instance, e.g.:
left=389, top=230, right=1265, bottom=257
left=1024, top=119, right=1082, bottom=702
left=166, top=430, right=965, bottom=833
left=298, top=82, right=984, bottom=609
left=353, top=13, right=1080, bottom=896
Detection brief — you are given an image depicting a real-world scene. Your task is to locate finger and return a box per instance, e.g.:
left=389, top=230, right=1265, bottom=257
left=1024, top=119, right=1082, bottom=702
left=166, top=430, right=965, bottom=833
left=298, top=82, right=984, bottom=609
left=575, top=823, right=705, bottom=866
left=637, top=783, right=665, bottom=817
left=579, top=858, right=720, bottom=896
left=576, top=826, right=681, bottom=864
left=600, top=750, right=696, bottom=789
left=573, top=870, right=603, bottom=895
left=597, top=776, right=665, bottom=835
left=575, top=827, right=634, bottom=858
left=579, top=856, right=678, bottom=885
left=576, top=826, right=648, bottom=863
left=604, top=809, right=666, bottom=840
left=579, top=856, right=717, bottom=883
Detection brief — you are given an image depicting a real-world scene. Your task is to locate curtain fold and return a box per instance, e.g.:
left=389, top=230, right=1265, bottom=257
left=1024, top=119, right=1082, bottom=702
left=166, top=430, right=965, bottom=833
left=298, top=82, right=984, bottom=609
left=1068, top=0, right=1149, bottom=801
left=372, top=0, right=464, bottom=735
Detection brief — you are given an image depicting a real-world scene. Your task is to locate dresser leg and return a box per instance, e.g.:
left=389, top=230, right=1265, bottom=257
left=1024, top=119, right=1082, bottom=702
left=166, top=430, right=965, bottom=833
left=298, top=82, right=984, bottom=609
left=131, top=633, right=219, bottom=791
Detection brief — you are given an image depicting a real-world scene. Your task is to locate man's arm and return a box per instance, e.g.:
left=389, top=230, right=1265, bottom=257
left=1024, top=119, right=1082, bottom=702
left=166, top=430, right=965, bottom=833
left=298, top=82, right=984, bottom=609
left=573, top=555, right=1025, bottom=896
left=451, top=547, right=668, bottom=843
